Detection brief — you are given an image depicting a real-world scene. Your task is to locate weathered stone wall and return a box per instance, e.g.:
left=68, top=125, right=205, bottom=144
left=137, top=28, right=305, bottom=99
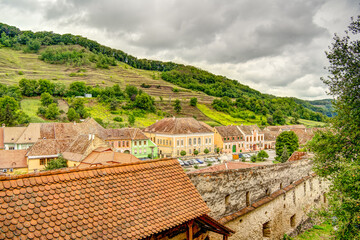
left=188, top=159, right=314, bottom=219
left=188, top=159, right=329, bottom=240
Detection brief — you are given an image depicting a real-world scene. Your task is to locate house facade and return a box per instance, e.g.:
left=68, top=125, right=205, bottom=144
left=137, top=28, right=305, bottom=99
left=143, top=117, right=215, bottom=158
left=0, top=149, right=28, bottom=175
left=104, top=128, right=158, bottom=159
left=214, top=125, right=246, bottom=154
left=237, top=125, right=265, bottom=152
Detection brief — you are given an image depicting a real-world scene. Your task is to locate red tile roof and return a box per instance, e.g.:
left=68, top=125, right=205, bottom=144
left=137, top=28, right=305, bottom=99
left=191, top=162, right=257, bottom=173
left=0, top=159, right=210, bottom=239
left=143, top=117, right=213, bottom=135
left=0, top=150, right=27, bottom=169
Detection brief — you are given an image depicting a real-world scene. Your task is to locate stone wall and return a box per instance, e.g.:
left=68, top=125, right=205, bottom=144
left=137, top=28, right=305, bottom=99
left=188, top=159, right=328, bottom=239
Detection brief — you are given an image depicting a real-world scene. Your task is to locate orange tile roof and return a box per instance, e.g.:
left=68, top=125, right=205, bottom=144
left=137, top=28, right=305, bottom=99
left=0, top=150, right=27, bottom=169
left=3, top=127, right=26, bottom=143
left=0, top=159, right=210, bottom=239
left=143, top=117, right=213, bottom=135
left=79, top=147, right=140, bottom=167
left=215, top=125, right=244, bottom=138
left=191, top=162, right=257, bottom=173
left=237, top=125, right=261, bottom=135
left=26, top=138, right=74, bottom=157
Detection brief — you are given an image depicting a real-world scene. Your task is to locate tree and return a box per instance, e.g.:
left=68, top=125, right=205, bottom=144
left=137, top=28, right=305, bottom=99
left=38, top=79, right=55, bottom=95
left=290, top=112, right=300, bottom=124
left=190, top=97, right=197, bottom=106
left=67, top=108, right=80, bottom=122
left=45, top=103, right=60, bottom=120
left=204, top=148, right=209, bottom=154
left=174, top=99, right=181, bottom=113
left=69, top=98, right=89, bottom=119
left=280, top=146, right=289, bottom=163
left=180, top=150, right=186, bottom=156
left=128, top=114, right=135, bottom=126
left=19, top=79, right=39, bottom=96
left=40, top=92, right=53, bottom=106
left=45, top=155, right=67, bottom=170
left=273, top=110, right=285, bottom=125
left=308, top=16, right=360, bottom=239
left=257, top=150, right=269, bottom=161
left=275, top=131, right=299, bottom=158
left=125, top=85, right=138, bottom=100
left=194, top=150, right=199, bottom=156
left=0, top=96, right=19, bottom=126
left=134, top=93, right=155, bottom=112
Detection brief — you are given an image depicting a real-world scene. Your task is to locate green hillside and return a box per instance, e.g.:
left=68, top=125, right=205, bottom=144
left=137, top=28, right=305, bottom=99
left=0, top=22, right=331, bottom=128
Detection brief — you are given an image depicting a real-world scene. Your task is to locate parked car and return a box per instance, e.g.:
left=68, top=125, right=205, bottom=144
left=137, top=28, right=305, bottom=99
left=183, top=160, right=190, bottom=166
left=188, top=159, right=196, bottom=165
left=177, top=159, right=184, bottom=166
left=184, top=160, right=193, bottom=165
left=195, top=158, right=204, bottom=164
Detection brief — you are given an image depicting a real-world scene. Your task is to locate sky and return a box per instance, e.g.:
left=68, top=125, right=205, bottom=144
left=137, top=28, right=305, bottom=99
left=0, top=0, right=359, bottom=100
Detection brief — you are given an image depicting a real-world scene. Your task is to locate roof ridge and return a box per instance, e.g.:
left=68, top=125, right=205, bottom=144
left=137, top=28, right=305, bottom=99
left=0, top=158, right=177, bottom=181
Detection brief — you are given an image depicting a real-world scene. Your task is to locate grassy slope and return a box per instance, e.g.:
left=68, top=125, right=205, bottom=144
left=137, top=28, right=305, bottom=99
left=294, top=222, right=333, bottom=240
left=0, top=47, right=326, bottom=127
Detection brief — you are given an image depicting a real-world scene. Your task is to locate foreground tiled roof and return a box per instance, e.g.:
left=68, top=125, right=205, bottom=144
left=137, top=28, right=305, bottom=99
left=0, top=150, right=27, bottom=169
left=0, top=159, right=209, bottom=239
left=143, top=117, right=213, bottom=135
left=191, top=162, right=257, bottom=173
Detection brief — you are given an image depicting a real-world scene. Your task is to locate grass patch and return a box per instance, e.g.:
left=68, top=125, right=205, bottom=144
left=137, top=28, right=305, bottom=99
left=298, top=118, right=327, bottom=128
left=197, top=104, right=262, bottom=126
left=20, top=98, right=47, bottom=123
left=294, top=222, right=333, bottom=240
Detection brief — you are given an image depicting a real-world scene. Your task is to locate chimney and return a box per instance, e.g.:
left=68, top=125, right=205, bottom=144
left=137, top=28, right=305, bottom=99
left=225, top=161, right=228, bottom=170
left=88, top=134, right=91, bottom=140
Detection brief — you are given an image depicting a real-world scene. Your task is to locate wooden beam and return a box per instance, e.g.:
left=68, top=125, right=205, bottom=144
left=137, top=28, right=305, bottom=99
left=223, top=235, right=228, bottom=240
left=187, top=220, right=194, bottom=240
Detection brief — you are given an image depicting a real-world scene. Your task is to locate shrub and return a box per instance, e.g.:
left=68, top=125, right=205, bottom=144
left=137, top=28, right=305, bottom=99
left=241, top=156, right=246, bottom=162
left=204, top=148, right=209, bottom=154
left=194, top=165, right=199, bottom=169
left=172, top=87, right=179, bottom=92
left=18, top=71, right=24, bottom=75
left=257, top=150, right=269, bottom=161
left=140, top=83, right=151, bottom=88
left=190, top=97, right=197, bottom=106
left=113, top=117, right=123, bottom=122
left=180, top=150, right=186, bottom=156
left=194, top=150, right=199, bottom=156
left=250, top=155, right=257, bottom=162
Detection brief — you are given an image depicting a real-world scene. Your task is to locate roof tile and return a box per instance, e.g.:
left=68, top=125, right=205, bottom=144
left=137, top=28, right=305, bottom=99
left=0, top=159, right=209, bottom=239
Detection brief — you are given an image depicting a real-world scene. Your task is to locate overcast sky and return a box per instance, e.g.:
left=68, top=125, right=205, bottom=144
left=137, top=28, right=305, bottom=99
left=0, top=0, right=359, bottom=100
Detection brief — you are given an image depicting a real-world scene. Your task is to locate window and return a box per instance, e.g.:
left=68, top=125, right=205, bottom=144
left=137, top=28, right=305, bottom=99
left=181, top=140, right=184, bottom=146
left=134, top=150, right=137, bottom=154
left=40, top=159, right=46, bottom=165
left=157, top=139, right=160, bottom=144
left=122, top=141, right=125, bottom=147
left=118, top=141, right=121, bottom=147
left=209, top=147, right=211, bottom=152
left=160, top=139, right=163, bottom=145
left=189, top=149, right=192, bottom=154
left=9, top=147, right=14, bottom=150
left=177, top=150, right=179, bottom=155
left=10, top=168, right=13, bottom=172
left=2, top=169, right=7, bottom=173
left=134, top=141, right=137, bottom=146
left=223, top=138, right=226, bottom=141
left=265, top=188, right=270, bottom=196
left=290, top=215, right=296, bottom=228
left=232, top=137, right=234, bottom=140
left=225, top=194, right=230, bottom=205
left=194, top=138, right=196, bottom=145
left=139, top=141, right=141, bottom=146
left=209, top=138, right=211, bottom=144
left=165, top=140, right=168, bottom=145
left=127, top=141, right=129, bottom=147
left=169, top=140, right=172, bottom=146
left=177, top=140, right=180, bottom=146
left=246, top=191, right=250, bottom=206
left=198, top=138, right=201, bottom=145
left=263, top=221, right=271, bottom=237
left=144, top=149, right=147, bottom=153
left=189, top=139, right=192, bottom=146
left=139, top=149, right=142, bottom=154
left=205, top=138, right=208, bottom=144
left=237, top=137, right=239, bottom=140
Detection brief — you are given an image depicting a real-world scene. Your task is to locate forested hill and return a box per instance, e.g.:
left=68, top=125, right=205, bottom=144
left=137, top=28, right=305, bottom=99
left=0, top=22, right=332, bottom=121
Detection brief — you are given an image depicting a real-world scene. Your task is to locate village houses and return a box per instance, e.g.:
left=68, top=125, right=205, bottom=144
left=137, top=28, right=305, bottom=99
left=143, top=117, right=215, bottom=158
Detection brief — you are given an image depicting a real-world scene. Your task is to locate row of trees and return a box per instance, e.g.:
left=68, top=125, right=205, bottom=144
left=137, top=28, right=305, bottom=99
left=0, top=22, right=178, bottom=71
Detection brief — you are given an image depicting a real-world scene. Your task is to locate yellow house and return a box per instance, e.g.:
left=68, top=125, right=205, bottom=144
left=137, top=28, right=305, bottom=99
left=0, top=149, right=28, bottom=175
left=26, top=138, right=74, bottom=172
left=143, top=117, right=215, bottom=158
